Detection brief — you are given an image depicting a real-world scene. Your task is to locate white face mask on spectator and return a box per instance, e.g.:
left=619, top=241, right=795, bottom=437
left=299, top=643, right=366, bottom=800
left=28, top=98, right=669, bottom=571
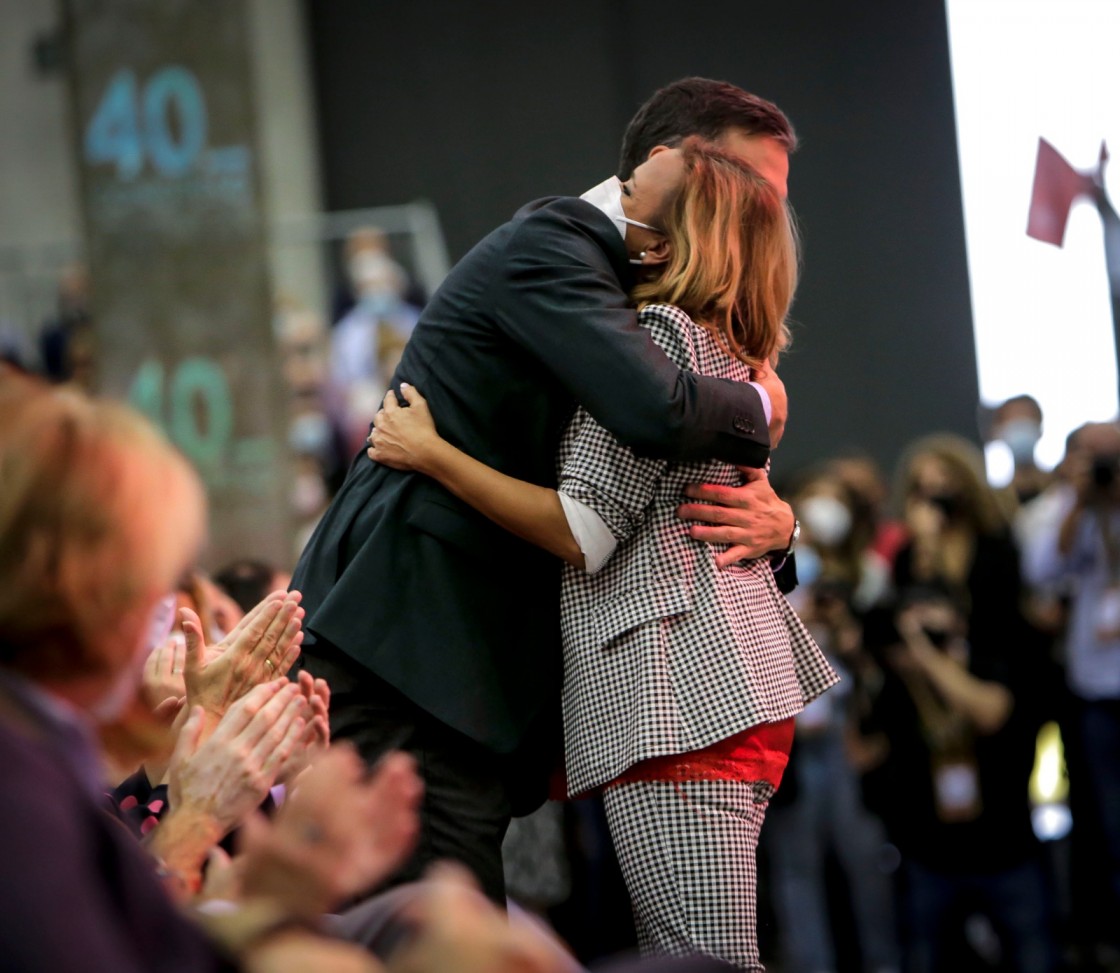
left=799, top=495, right=853, bottom=548
left=89, top=594, right=175, bottom=723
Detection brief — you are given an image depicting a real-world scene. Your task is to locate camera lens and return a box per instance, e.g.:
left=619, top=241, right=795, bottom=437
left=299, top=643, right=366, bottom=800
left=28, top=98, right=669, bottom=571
left=921, top=627, right=951, bottom=650
left=1092, top=455, right=1120, bottom=490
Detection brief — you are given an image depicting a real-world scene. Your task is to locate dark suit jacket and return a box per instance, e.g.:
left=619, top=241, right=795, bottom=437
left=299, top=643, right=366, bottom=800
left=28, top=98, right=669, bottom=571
left=292, top=196, right=771, bottom=759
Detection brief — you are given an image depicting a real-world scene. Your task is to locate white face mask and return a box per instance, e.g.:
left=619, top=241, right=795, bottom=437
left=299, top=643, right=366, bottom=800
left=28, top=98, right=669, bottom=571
left=799, top=495, right=853, bottom=548
left=90, top=593, right=178, bottom=722
left=288, top=411, right=332, bottom=459
left=143, top=593, right=178, bottom=652
left=581, top=176, right=663, bottom=264
left=88, top=656, right=143, bottom=723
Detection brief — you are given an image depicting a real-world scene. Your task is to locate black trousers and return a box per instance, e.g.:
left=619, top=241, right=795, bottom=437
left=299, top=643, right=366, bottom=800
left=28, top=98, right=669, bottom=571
left=297, top=640, right=513, bottom=904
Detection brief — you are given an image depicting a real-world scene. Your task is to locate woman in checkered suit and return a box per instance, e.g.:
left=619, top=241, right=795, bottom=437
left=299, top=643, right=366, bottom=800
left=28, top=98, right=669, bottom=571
left=369, top=141, right=838, bottom=969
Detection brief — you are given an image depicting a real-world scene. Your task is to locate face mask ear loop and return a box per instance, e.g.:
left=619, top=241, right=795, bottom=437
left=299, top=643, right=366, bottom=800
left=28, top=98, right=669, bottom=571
left=619, top=216, right=663, bottom=233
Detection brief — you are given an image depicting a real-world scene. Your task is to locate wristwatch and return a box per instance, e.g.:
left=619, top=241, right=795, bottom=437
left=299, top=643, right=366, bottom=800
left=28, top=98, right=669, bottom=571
left=786, top=518, right=801, bottom=556
left=772, top=518, right=800, bottom=572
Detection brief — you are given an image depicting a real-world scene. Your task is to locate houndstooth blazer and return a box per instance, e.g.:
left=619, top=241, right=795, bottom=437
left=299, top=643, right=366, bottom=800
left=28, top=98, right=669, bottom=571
left=558, top=304, right=839, bottom=796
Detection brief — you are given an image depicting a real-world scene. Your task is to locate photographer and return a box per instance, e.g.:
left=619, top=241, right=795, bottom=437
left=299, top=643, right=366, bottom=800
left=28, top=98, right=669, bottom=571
left=1021, top=420, right=1120, bottom=954
left=864, top=434, right=1057, bottom=972
left=857, top=585, right=1055, bottom=973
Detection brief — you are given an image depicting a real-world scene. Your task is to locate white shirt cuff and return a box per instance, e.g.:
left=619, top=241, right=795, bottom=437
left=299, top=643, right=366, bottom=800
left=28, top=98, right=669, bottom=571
left=558, top=492, right=617, bottom=574
left=748, top=381, right=772, bottom=427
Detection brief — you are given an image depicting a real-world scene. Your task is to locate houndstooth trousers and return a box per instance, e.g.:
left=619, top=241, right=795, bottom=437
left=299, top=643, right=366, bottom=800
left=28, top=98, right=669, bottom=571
left=602, top=778, right=776, bottom=972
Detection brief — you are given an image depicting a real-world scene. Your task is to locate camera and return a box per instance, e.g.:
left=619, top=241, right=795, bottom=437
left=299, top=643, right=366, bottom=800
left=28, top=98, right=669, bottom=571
left=926, top=492, right=960, bottom=518
left=920, top=626, right=952, bottom=650
left=1091, top=453, right=1120, bottom=491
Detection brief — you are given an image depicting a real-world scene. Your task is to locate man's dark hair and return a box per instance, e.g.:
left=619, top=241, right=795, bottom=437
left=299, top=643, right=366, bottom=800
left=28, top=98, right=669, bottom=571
left=617, top=77, right=797, bottom=179
left=995, top=393, right=1043, bottom=423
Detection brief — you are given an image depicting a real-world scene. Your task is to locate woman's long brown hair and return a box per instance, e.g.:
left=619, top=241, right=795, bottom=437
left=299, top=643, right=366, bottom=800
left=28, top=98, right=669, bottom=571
left=632, top=138, right=800, bottom=369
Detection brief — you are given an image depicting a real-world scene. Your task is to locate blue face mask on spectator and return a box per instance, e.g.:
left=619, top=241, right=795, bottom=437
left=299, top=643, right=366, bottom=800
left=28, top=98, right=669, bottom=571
left=795, top=545, right=822, bottom=587
left=998, top=418, right=1042, bottom=464
left=359, top=292, right=399, bottom=318
left=289, top=411, right=332, bottom=459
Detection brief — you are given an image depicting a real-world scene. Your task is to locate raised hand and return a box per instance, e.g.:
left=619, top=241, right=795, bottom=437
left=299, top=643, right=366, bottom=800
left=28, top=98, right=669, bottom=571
left=142, top=631, right=187, bottom=708
left=273, top=670, right=332, bottom=785
left=148, top=682, right=312, bottom=900
left=239, top=745, right=423, bottom=918
left=168, top=681, right=311, bottom=836
left=388, top=863, right=565, bottom=973
left=182, top=590, right=304, bottom=731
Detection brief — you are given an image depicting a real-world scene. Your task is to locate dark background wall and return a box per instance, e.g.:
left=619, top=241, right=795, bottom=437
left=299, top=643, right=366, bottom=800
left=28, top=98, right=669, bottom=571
left=303, top=0, right=979, bottom=480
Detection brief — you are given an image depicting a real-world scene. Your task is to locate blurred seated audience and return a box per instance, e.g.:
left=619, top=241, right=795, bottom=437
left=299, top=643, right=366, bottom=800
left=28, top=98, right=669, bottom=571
left=275, top=304, right=348, bottom=548
left=176, top=570, right=249, bottom=645
left=330, top=226, right=426, bottom=328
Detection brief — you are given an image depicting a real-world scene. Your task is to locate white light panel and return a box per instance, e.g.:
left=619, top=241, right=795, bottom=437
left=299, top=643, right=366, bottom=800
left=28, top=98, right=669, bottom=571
left=945, top=0, right=1120, bottom=470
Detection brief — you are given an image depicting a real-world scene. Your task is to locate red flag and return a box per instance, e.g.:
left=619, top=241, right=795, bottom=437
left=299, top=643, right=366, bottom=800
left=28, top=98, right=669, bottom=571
left=1027, top=138, right=1094, bottom=247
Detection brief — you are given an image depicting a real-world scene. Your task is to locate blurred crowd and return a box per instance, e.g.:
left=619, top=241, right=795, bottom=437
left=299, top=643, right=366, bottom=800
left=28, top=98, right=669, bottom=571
left=5, top=249, right=1120, bottom=973
left=750, top=402, right=1120, bottom=973
left=7, top=228, right=424, bottom=561
left=275, top=227, right=423, bottom=555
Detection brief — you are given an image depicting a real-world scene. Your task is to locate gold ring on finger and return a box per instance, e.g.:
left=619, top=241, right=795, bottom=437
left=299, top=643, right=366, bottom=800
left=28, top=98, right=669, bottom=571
left=264, top=659, right=276, bottom=672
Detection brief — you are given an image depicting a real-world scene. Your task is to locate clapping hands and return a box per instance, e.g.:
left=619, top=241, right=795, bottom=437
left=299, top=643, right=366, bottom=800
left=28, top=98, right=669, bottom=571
left=181, top=590, right=305, bottom=733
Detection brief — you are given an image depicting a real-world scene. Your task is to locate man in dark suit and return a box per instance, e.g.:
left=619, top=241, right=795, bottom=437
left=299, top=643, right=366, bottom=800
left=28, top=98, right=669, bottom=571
left=290, top=78, right=801, bottom=902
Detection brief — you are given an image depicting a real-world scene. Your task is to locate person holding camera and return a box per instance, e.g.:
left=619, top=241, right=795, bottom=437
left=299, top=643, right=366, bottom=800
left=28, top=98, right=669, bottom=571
left=856, top=581, right=1055, bottom=973
left=1021, top=420, right=1120, bottom=954
left=890, top=435, right=1031, bottom=670
left=861, top=434, right=1057, bottom=973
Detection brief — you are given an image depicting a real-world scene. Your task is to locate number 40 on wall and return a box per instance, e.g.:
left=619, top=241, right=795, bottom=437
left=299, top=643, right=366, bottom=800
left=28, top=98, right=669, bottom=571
left=129, top=357, right=233, bottom=467
left=84, top=66, right=207, bottom=180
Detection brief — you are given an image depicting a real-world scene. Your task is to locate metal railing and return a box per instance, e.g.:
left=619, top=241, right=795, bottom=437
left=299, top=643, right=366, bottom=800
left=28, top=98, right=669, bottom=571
left=0, top=199, right=451, bottom=367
